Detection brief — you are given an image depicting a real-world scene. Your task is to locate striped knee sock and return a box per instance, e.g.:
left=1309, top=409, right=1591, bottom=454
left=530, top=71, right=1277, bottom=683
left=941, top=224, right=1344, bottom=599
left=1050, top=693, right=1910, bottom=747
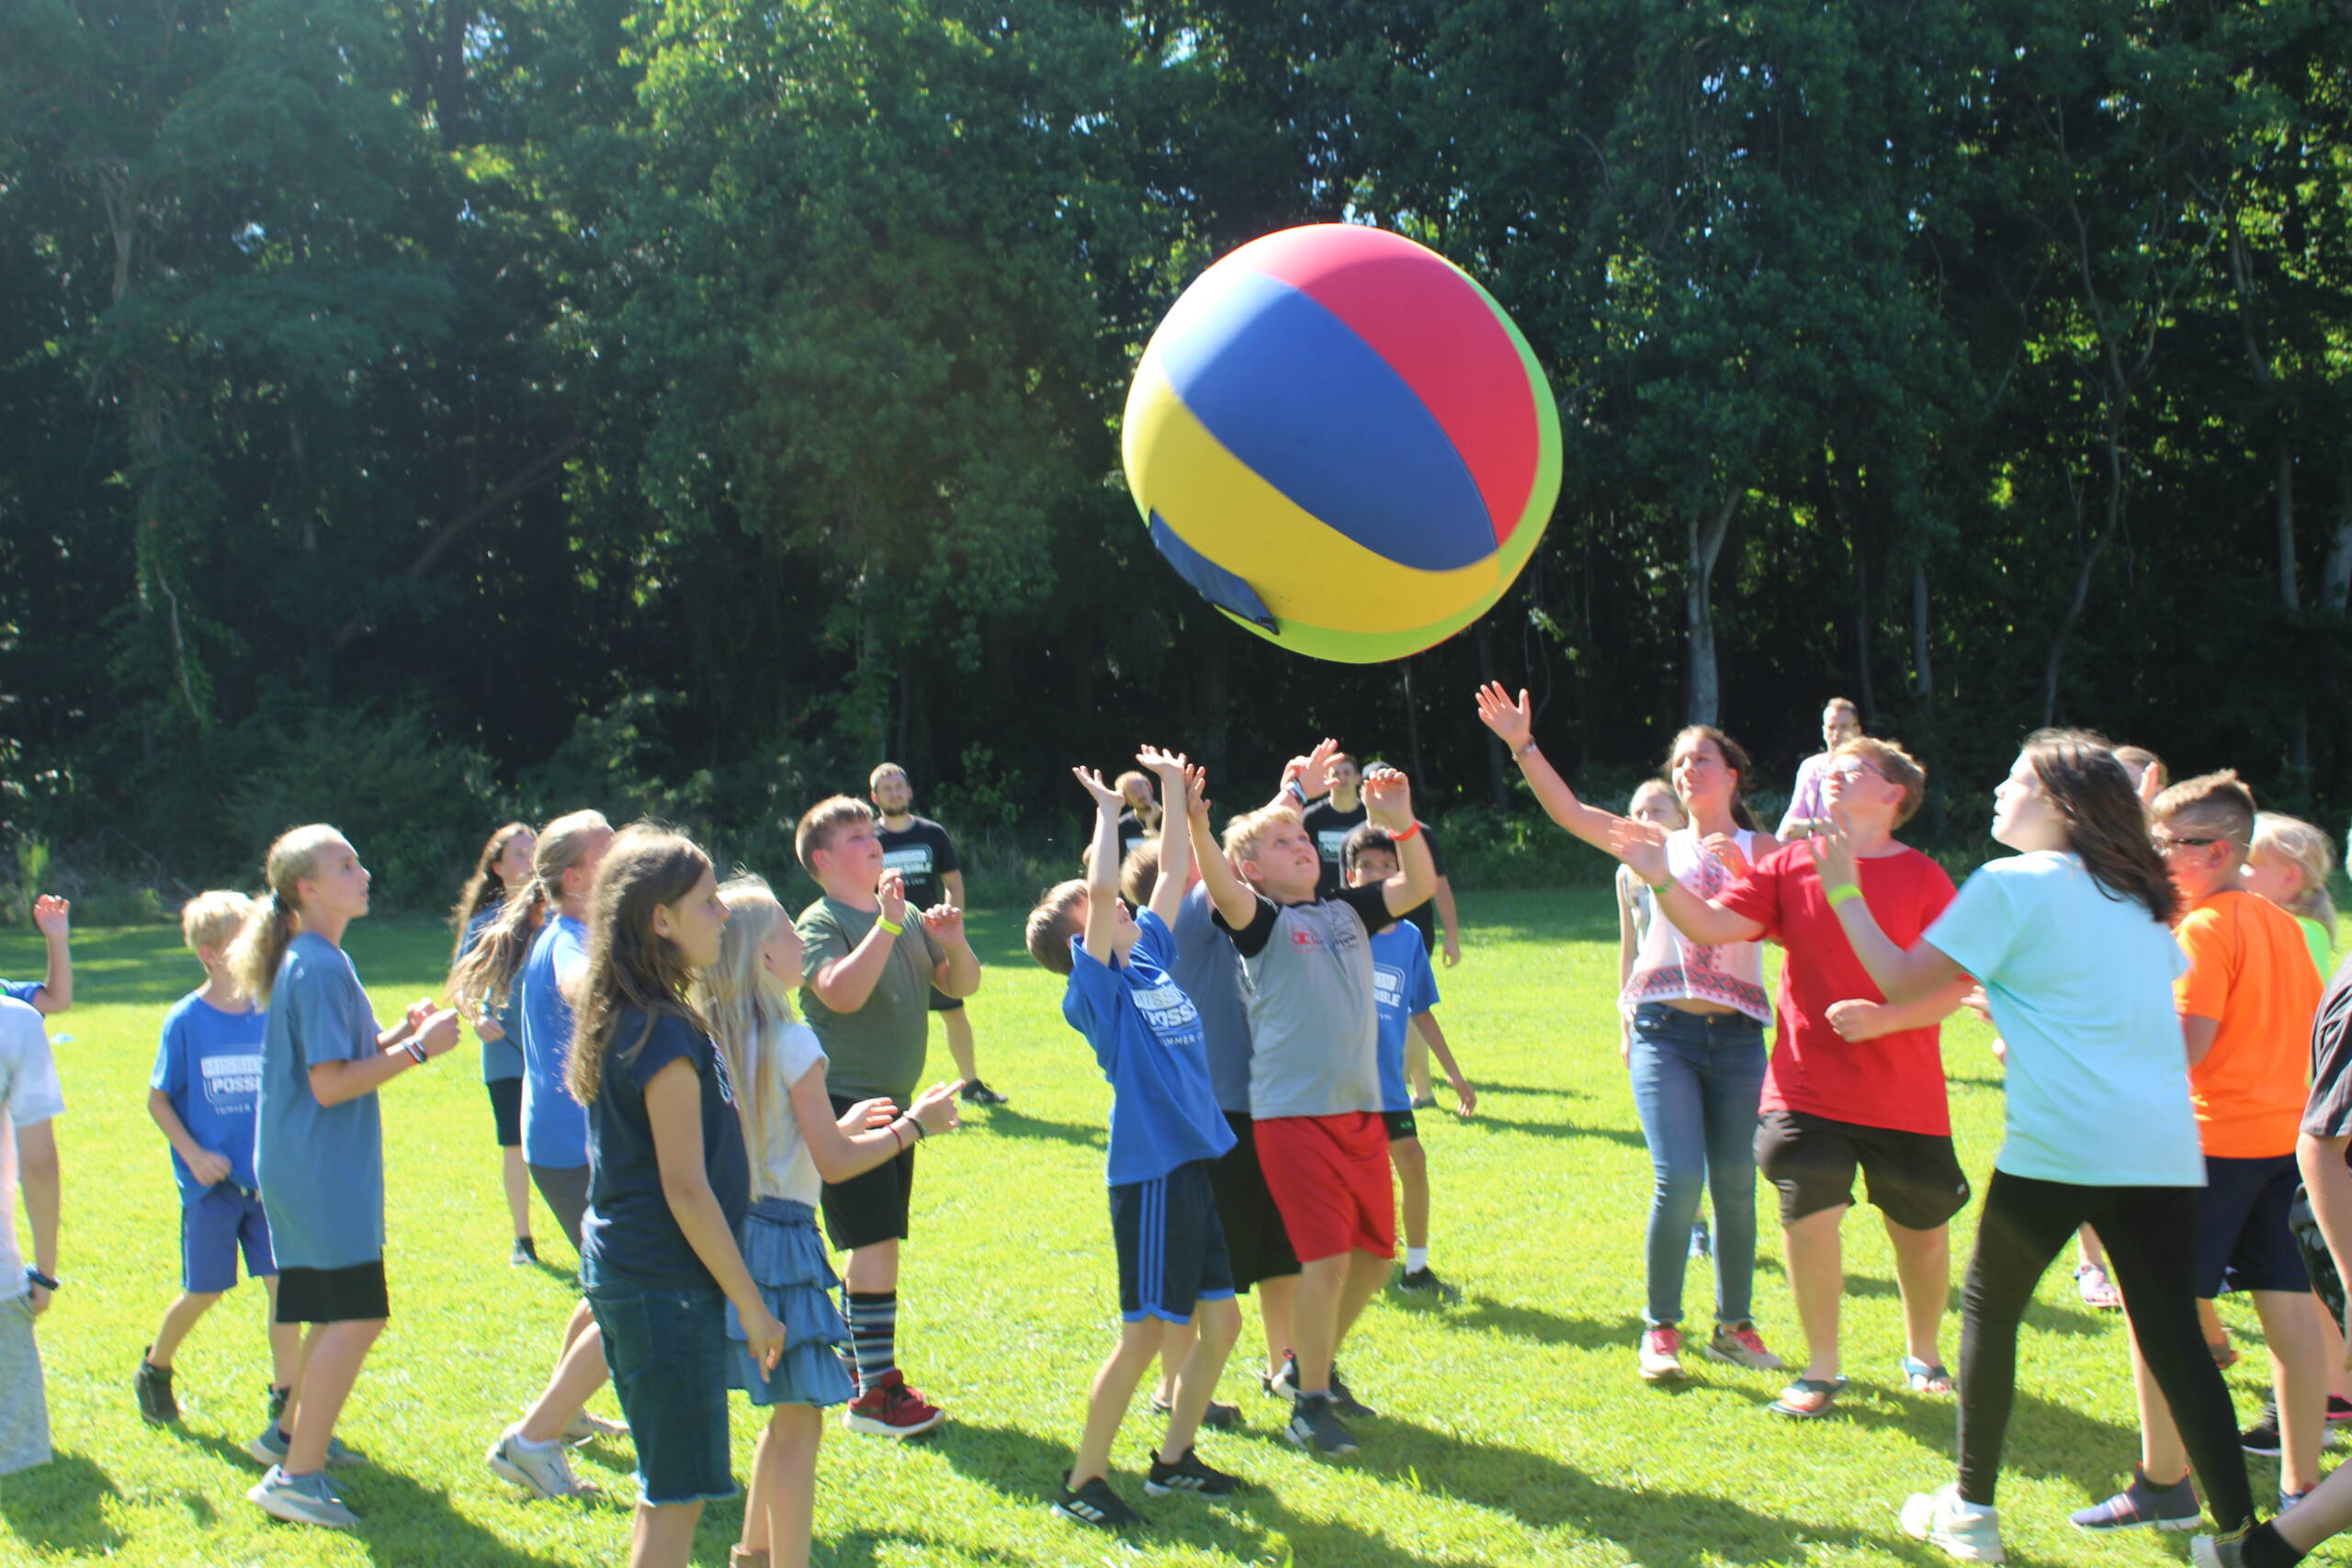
left=844, top=1291, right=899, bottom=1392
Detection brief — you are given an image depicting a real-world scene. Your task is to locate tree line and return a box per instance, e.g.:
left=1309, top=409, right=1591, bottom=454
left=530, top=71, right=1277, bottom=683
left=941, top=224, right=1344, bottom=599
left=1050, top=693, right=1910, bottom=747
left=4, top=0, right=2350, bottom=903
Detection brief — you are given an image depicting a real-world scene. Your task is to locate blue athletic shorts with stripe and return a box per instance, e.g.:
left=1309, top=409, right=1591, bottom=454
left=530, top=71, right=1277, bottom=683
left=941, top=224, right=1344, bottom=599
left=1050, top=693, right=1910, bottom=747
left=1110, top=1159, right=1235, bottom=1325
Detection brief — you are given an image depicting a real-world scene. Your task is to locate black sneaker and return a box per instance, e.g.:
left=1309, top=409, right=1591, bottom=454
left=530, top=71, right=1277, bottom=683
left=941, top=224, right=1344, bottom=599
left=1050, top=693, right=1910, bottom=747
left=135, top=1351, right=177, bottom=1424
left=1267, top=1354, right=1375, bottom=1418
left=1285, top=1394, right=1358, bottom=1456
left=511, top=1236, right=538, bottom=1266
left=2243, top=1404, right=2283, bottom=1457
left=1146, top=1445, right=1246, bottom=1496
left=959, top=1080, right=1009, bottom=1107
left=1051, top=1472, right=1140, bottom=1529
left=1394, top=1266, right=1462, bottom=1303
left=1149, top=1393, right=1241, bottom=1428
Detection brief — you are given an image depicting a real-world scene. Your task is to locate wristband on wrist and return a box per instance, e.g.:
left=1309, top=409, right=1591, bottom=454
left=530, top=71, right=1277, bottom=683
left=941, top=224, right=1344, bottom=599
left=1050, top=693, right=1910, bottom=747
left=888, top=1122, right=905, bottom=1153
left=1648, top=879, right=1673, bottom=895
left=1825, top=883, right=1864, bottom=909
left=1391, top=819, right=1423, bottom=842
left=910, top=1116, right=928, bottom=1141
left=1283, top=779, right=1308, bottom=806
left=1517, top=739, right=1540, bottom=757
left=404, top=1040, right=428, bottom=1066
left=24, top=1268, right=57, bottom=1292
left=876, top=915, right=903, bottom=938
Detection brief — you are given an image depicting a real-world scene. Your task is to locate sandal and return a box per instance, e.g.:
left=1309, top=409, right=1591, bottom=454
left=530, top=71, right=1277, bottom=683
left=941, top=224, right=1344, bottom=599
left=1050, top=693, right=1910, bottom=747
left=2075, top=1261, right=2123, bottom=1311
left=1900, top=1356, right=1953, bottom=1395
left=1769, top=1375, right=1847, bottom=1418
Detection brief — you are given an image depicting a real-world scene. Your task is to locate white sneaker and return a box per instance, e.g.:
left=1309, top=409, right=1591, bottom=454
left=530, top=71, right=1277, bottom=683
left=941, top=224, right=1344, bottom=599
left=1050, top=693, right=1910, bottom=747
left=248, top=1466, right=359, bottom=1529
left=559, top=1408, right=628, bottom=1447
left=1901, top=1484, right=2006, bottom=1563
left=487, top=1427, right=591, bottom=1499
left=1638, top=1326, right=1686, bottom=1382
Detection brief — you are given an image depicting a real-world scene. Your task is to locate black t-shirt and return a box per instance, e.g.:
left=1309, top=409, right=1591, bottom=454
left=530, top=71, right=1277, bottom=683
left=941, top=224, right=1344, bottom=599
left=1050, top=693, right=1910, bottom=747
left=1301, top=799, right=1369, bottom=898
left=1114, top=810, right=1156, bottom=868
left=2302, top=953, right=2352, bottom=1145
left=876, top=816, right=960, bottom=909
left=581, top=1010, right=750, bottom=1292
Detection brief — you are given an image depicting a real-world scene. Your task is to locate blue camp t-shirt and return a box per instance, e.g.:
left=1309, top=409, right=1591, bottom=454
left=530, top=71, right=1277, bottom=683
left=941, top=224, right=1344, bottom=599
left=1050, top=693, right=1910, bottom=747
left=255, top=933, right=386, bottom=1270
left=1062, top=908, right=1237, bottom=1186
left=0, top=979, right=40, bottom=1008
left=463, top=907, right=526, bottom=1085
left=518, top=915, right=590, bottom=1168
left=1370, top=922, right=1441, bottom=1113
left=152, top=989, right=267, bottom=1201
left=1169, top=883, right=1255, bottom=1116
left=581, top=1010, right=750, bottom=1293
left=1926, top=850, right=2202, bottom=1188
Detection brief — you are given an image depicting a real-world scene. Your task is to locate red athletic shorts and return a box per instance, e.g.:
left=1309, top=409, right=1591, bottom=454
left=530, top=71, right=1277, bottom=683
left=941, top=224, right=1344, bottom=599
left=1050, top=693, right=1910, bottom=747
left=1252, top=1112, right=1396, bottom=1263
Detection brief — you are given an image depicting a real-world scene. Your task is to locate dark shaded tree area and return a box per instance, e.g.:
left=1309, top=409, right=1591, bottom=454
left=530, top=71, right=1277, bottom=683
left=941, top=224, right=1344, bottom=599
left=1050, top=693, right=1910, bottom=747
left=4, top=0, right=2351, bottom=899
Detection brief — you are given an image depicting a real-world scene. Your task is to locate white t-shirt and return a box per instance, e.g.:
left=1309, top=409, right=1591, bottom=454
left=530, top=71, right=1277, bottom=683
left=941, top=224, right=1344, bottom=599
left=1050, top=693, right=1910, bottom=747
left=751, top=1021, right=828, bottom=1206
left=1926, top=851, right=2202, bottom=1187
left=1624, top=829, right=1771, bottom=1023
left=0, top=998, right=63, bottom=1302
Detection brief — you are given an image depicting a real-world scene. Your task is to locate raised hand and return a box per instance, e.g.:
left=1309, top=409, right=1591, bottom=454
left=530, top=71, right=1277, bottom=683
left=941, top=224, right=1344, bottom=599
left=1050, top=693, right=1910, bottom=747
left=1606, top=817, right=1673, bottom=885
left=876, top=870, right=908, bottom=927
left=1137, top=746, right=1189, bottom=790
left=1071, top=764, right=1124, bottom=813
left=1185, top=764, right=1211, bottom=818
left=1298, top=738, right=1340, bottom=795
left=1811, top=807, right=1860, bottom=894
left=1475, top=682, right=1534, bottom=750
left=415, top=1007, right=462, bottom=1058
left=31, top=895, right=69, bottom=938
left=919, top=903, right=967, bottom=946
left=1361, top=763, right=1415, bottom=829
left=907, top=1079, right=963, bottom=1136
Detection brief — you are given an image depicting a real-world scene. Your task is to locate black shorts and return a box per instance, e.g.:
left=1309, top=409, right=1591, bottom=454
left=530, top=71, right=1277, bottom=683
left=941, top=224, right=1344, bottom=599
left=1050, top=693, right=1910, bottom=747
left=1206, top=1111, right=1299, bottom=1292
left=487, top=1077, right=524, bottom=1149
left=2289, top=1185, right=2346, bottom=1327
left=276, top=1260, right=390, bottom=1325
left=530, top=1162, right=592, bottom=1252
left=927, top=987, right=964, bottom=1014
left=1111, top=1161, right=1236, bottom=1324
left=2194, top=1153, right=2308, bottom=1297
left=820, top=1093, right=916, bottom=1249
left=1382, top=1109, right=1419, bottom=1142
left=1755, top=1109, right=1971, bottom=1230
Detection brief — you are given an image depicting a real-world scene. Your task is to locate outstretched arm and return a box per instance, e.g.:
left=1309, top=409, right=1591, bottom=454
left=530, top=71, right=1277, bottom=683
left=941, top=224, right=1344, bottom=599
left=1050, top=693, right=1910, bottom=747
left=1813, top=818, right=1967, bottom=1003
left=1607, top=818, right=1766, bottom=946
left=31, top=896, right=70, bottom=1014
left=1362, top=766, right=1436, bottom=916
left=1074, top=767, right=1126, bottom=963
left=1824, top=976, right=1976, bottom=1041
left=1140, top=747, right=1196, bottom=929
left=1475, top=683, right=1624, bottom=853
left=1188, top=771, right=1260, bottom=927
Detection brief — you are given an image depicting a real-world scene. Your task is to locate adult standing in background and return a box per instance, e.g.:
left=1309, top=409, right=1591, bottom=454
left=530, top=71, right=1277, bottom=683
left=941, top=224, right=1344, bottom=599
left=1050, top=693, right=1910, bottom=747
left=871, top=762, right=1008, bottom=1108
left=1779, top=699, right=1863, bottom=840
left=1306, top=753, right=1461, bottom=972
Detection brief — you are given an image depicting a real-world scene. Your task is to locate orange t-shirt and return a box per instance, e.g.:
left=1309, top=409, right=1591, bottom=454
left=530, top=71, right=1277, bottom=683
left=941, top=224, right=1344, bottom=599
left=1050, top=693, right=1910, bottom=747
left=2178, top=887, right=2322, bottom=1157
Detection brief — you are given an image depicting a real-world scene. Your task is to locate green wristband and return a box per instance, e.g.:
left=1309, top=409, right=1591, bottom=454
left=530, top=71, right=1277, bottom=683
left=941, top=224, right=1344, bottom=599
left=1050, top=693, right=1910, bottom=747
left=1825, top=883, right=1864, bottom=909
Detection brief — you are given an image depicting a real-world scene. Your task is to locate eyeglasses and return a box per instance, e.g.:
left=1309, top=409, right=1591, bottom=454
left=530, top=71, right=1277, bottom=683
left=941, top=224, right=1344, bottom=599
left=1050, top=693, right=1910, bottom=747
left=1826, top=761, right=1883, bottom=782
left=2150, top=834, right=2227, bottom=854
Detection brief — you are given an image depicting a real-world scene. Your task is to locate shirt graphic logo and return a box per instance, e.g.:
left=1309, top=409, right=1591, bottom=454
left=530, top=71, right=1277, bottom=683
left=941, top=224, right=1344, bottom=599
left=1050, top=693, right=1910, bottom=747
left=200, top=1053, right=262, bottom=1109
left=1373, top=964, right=1406, bottom=1013
left=1290, top=928, right=1322, bottom=952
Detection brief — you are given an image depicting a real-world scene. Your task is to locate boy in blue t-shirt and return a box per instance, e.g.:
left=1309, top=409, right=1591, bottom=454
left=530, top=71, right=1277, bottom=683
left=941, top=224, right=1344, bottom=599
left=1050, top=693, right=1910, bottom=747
left=1342, top=825, right=1475, bottom=1303
left=1023, top=749, right=1245, bottom=1531
left=133, top=893, right=302, bottom=1438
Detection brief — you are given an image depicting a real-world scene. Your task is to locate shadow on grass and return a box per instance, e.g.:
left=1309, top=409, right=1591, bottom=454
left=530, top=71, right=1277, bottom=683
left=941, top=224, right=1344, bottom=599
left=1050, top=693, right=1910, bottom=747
left=1473, top=1111, right=1647, bottom=1149
left=974, top=1107, right=1103, bottom=1151
left=334, top=1464, right=583, bottom=1567
left=1463, top=1080, right=1589, bottom=1100
left=0, top=1450, right=125, bottom=1555
left=1435, top=1295, right=1640, bottom=1354
left=1838, top=1270, right=2116, bottom=1340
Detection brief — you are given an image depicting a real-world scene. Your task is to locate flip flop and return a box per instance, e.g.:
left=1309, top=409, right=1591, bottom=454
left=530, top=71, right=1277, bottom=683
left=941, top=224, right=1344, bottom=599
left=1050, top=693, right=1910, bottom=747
left=1770, top=1376, right=1848, bottom=1418
left=1900, top=1356, right=1953, bottom=1395
left=2075, top=1261, right=2123, bottom=1311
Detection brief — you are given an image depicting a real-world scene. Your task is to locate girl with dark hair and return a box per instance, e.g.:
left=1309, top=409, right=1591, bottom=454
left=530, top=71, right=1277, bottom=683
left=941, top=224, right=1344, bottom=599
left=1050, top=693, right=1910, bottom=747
left=1811, top=730, right=2246, bottom=1562
left=1474, top=684, right=1783, bottom=1382
left=449, top=821, right=539, bottom=1264
left=567, top=824, right=781, bottom=1568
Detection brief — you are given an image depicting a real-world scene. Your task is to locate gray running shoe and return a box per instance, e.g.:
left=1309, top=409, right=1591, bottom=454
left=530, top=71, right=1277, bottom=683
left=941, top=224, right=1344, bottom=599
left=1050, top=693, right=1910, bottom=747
left=559, top=1408, right=628, bottom=1447
left=487, top=1427, right=591, bottom=1498
left=248, top=1466, right=358, bottom=1530
left=249, top=1424, right=368, bottom=1470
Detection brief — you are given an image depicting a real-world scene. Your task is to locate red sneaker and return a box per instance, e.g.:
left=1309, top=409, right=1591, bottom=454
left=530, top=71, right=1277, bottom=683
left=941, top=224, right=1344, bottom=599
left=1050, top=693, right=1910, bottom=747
left=842, top=1371, right=945, bottom=1438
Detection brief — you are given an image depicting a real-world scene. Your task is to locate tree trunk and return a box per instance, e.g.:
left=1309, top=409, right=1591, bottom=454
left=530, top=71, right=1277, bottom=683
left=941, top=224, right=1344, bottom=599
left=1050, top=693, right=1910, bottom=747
left=1840, top=475, right=1875, bottom=726
left=1685, top=491, right=1738, bottom=728
left=1398, top=660, right=1428, bottom=787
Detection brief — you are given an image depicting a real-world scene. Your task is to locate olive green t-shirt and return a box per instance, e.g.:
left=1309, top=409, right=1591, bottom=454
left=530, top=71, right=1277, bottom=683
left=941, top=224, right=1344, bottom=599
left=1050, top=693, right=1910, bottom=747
left=795, top=897, right=946, bottom=1101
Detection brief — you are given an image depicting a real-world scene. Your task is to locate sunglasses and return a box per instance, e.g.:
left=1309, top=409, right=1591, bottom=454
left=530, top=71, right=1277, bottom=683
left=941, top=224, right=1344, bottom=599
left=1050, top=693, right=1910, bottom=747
left=2150, top=834, right=2228, bottom=853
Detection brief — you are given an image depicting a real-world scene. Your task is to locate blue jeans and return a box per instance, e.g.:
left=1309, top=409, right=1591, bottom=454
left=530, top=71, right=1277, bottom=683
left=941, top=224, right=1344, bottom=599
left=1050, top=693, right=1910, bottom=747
left=1628, top=1003, right=1766, bottom=1327
left=584, top=1279, right=736, bottom=1506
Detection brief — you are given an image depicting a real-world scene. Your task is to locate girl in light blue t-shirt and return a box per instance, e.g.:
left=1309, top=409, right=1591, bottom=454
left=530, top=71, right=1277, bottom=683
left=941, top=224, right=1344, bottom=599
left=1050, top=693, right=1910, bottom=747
left=1812, top=730, right=2251, bottom=1563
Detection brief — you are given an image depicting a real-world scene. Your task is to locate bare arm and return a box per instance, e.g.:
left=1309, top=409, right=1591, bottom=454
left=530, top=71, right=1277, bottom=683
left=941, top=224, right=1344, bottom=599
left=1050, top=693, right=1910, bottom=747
left=1432, top=875, right=1461, bottom=965
left=1823, top=976, right=1978, bottom=1042
left=32, top=897, right=71, bottom=1014
left=148, top=1089, right=232, bottom=1186
left=924, top=908, right=981, bottom=999
left=1812, top=822, right=1969, bottom=1003
left=1362, top=767, right=1436, bottom=917
left=789, top=1062, right=958, bottom=1185
left=1076, top=768, right=1125, bottom=963
left=943, top=870, right=967, bottom=908
left=2182, top=1014, right=2221, bottom=1070
left=1142, top=750, right=1196, bottom=930
left=1188, top=778, right=1259, bottom=927
left=17, top=1119, right=56, bottom=1310
left=309, top=1009, right=459, bottom=1107
left=1413, top=1011, right=1474, bottom=1116
left=1474, top=683, right=1624, bottom=853
left=1607, top=819, right=1766, bottom=946
left=808, top=874, right=910, bottom=1014
left=645, top=1057, right=775, bottom=1361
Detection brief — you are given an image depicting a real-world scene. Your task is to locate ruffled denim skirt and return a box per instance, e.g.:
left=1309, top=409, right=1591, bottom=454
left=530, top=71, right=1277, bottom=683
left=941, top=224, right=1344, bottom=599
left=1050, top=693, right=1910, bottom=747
left=726, top=1197, right=856, bottom=1408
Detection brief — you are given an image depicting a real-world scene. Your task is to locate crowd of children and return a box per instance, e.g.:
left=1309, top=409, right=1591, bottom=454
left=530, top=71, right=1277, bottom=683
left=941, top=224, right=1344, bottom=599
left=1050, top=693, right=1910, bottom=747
left=17, top=698, right=2352, bottom=1568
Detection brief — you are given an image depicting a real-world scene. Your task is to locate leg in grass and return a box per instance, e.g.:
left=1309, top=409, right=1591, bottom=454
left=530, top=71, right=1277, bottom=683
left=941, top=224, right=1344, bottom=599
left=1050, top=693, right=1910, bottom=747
left=1391, top=1137, right=1430, bottom=1259
left=1257, top=1274, right=1297, bottom=1383
left=146, top=1290, right=222, bottom=1371
left=1889, top=1217, right=1953, bottom=1386
left=1784, top=1206, right=1847, bottom=1388
left=1160, top=1297, right=1239, bottom=1462
left=1070, top=1319, right=1165, bottom=1486
left=632, top=1499, right=703, bottom=1568
left=287, top=1319, right=382, bottom=1473
left=742, top=1404, right=822, bottom=1568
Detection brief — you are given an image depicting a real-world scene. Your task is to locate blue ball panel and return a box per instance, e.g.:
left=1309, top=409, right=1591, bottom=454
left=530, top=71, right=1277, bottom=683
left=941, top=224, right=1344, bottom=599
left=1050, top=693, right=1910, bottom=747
left=1152, top=265, right=1497, bottom=573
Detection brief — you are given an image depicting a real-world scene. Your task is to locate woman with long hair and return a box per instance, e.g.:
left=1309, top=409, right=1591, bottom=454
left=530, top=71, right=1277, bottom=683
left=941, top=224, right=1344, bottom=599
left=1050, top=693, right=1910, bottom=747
left=449, top=821, right=539, bottom=1263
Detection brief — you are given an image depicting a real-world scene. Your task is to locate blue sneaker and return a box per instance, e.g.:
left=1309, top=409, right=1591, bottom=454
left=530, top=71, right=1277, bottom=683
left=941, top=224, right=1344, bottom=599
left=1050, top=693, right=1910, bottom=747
left=2069, top=1469, right=2199, bottom=1532
left=248, top=1424, right=368, bottom=1471
left=248, top=1466, right=357, bottom=1529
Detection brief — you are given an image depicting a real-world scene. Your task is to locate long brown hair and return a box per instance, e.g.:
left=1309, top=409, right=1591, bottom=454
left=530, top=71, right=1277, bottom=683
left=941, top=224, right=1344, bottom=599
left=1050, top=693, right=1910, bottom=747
left=567, top=825, right=714, bottom=1106
left=2021, top=728, right=2177, bottom=925
left=448, top=809, right=609, bottom=1015
left=447, top=821, right=533, bottom=967
left=227, top=825, right=346, bottom=1006
left=1665, top=725, right=1760, bottom=832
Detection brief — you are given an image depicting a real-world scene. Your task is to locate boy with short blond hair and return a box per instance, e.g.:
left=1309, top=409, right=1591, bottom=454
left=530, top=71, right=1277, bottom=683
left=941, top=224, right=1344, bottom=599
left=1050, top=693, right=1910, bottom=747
left=795, top=793, right=982, bottom=1437
left=134, top=892, right=304, bottom=1439
left=2078, top=770, right=2328, bottom=1527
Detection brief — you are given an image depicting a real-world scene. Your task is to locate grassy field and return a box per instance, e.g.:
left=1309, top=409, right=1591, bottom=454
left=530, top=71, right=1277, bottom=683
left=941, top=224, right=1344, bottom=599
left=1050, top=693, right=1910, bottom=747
left=0, top=890, right=2307, bottom=1567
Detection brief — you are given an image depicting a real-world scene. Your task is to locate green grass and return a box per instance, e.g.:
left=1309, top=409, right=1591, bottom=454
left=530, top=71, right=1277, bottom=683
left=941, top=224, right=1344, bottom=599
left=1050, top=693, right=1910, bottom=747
left=0, top=893, right=2289, bottom=1566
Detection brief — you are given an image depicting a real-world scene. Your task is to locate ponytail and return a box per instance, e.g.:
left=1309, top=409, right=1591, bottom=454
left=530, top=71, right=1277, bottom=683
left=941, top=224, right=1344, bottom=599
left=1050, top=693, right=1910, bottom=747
left=228, top=825, right=345, bottom=1005
left=447, top=810, right=610, bottom=1015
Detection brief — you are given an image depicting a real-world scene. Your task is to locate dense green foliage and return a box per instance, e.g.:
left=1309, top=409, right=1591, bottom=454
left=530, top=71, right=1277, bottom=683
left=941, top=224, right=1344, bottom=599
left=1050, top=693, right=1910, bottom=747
left=6, top=0, right=2352, bottom=900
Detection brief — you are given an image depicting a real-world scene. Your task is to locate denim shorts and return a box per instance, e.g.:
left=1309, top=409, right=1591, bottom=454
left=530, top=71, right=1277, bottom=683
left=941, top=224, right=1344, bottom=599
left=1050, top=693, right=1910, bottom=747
left=588, top=1280, right=736, bottom=1506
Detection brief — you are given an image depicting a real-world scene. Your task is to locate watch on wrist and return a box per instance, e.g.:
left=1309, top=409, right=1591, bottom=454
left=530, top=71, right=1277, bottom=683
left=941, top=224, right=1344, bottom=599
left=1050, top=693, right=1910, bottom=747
left=25, top=1267, right=58, bottom=1292
left=405, top=1040, right=428, bottom=1066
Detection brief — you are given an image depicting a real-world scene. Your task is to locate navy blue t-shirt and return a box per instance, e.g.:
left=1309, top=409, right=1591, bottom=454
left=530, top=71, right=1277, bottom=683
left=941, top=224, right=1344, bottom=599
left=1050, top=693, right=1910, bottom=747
left=581, top=1009, right=750, bottom=1293
left=1061, top=909, right=1237, bottom=1186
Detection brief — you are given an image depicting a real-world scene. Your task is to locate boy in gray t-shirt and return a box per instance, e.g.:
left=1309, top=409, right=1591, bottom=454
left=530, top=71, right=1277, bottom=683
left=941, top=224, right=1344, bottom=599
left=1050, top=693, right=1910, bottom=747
left=1190, top=761, right=1433, bottom=1457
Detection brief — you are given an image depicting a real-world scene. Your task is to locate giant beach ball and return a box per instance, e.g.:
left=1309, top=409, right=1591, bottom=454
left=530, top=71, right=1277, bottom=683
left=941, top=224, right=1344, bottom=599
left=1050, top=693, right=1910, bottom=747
left=1122, top=224, right=1562, bottom=664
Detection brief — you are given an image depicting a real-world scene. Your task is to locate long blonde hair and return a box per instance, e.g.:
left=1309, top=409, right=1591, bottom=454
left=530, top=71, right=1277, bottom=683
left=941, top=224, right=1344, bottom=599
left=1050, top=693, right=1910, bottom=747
left=567, top=825, right=713, bottom=1107
left=691, top=877, right=799, bottom=1189
left=448, top=809, right=610, bottom=1014
left=227, top=825, right=347, bottom=1006
left=2253, top=811, right=2338, bottom=942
